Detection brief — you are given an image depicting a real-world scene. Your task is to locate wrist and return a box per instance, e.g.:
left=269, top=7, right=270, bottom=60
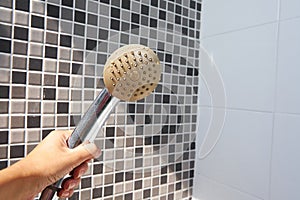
left=0, top=158, right=46, bottom=200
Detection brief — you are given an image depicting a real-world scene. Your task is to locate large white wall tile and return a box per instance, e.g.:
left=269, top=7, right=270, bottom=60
left=270, top=113, right=300, bottom=200
left=280, top=0, right=300, bottom=20
left=201, top=24, right=278, bottom=111
left=193, top=174, right=262, bottom=200
left=201, top=0, right=278, bottom=37
left=276, top=18, right=300, bottom=114
left=197, top=109, right=273, bottom=199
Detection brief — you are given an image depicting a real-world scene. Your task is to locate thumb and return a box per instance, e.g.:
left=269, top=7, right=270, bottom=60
left=70, top=142, right=102, bottom=165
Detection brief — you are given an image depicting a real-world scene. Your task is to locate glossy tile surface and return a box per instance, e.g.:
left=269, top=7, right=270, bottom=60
left=0, top=0, right=200, bottom=199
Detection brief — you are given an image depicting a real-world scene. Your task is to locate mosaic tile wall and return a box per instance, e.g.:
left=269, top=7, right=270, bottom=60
left=0, top=0, right=201, bottom=199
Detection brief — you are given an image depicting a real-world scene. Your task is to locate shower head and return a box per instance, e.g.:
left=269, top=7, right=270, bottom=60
left=40, top=44, right=162, bottom=200
left=103, top=44, right=161, bottom=101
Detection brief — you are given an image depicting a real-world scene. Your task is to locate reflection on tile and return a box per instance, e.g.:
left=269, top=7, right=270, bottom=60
left=0, top=0, right=200, bottom=198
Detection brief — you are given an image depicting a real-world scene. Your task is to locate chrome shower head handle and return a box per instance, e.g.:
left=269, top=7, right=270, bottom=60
left=39, top=44, right=161, bottom=200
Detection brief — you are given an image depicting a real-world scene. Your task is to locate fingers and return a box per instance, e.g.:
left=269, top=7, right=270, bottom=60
left=57, top=188, right=74, bottom=198
left=58, top=162, right=89, bottom=198
left=70, top=161, right=89, bottom=179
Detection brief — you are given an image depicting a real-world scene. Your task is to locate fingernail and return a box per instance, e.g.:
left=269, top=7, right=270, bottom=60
left=78, top=169, right=86, bottom=177
left=61, top=191, right=70, bottom=198
left=68, top=182, right=76, bottom=190
left=83, top=143, right=102, bottom=158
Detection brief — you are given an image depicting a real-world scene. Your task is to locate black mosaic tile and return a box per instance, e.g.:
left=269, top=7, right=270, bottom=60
left=60, top=35, right=72, bottom=47
left=72, top=63, right=83, bottom=75
left=115, top=172, right=124, bottom=183
left=43, top=88, right=56, bottom=100
left=86, top=39, right=97, bottom=50
left=151, top=0, right=158, bottom=7
left=29, top=58, right=42, bottom=71
left=111, top=19, right=120, bottom=30
left=31, top=15, right=44, bottom=29
left=42, top=129, right=52, bottom=139
left=27, top=116, right=41, bottom=128
left=62, top=0, right=73, bottom=7
left=69, top=192, right=79, bottom=200
left=125, top=193, right=133, bottom=200
left=12, top=71, right=26, bottom=84
left=10, top=145, right=25, bottom=158
left=92, top=188, right=102, bottom=198
left=14, top=26, right=28, bottom=41
left=0, top=39, right=11, bottom=53
left=15, top=0, right=29, bottom=12
left=143, top=189, right=151, bottom=199
left=100, top=0, right=109, bottom=4
left=111, top=7, right=120, bottom=19
left=105, top=127, right=115, bottom=137
left=0, top=86, right=9, bottom=98
left=0, top=161, right=7, bottom=170
left=131, top=13, right=139, bottom=24
left=47, top=4, right=60, bottom=18
left=93, top=163, right=103, bottom=174
left=58, top=75, right=70, bottom=87
left=45, top=46, right=58, bottom=59
left=57, top=102, right=69, bottom=114
left=81, top=177, right=91, bottom=188
left=122, top=0, right=130, bottom=10
left=0, top=24, right=11, bottom=38
left=0, top=131, right=8, bottom=144
left=125, top=171, right=133, bottom=181
left=104, top=185, right=113, bottom=197
left=75, top=10, right=86, bottom=24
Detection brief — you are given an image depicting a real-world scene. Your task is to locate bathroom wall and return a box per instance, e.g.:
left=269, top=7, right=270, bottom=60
left=194, top=0, right=300, bottom=200
left=0, top=0, right=201, bottom=199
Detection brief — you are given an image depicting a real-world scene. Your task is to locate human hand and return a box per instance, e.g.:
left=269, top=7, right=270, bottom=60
left=0, top=130, right=101, bottom=200
left=28, top=130, right=102, bottom=198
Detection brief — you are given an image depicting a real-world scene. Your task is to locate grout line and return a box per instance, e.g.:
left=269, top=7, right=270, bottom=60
left=268, top=0, right=282, bottom=199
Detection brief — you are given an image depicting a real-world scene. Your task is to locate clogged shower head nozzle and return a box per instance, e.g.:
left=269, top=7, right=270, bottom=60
left=103, top=44, right=161, bottom=101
